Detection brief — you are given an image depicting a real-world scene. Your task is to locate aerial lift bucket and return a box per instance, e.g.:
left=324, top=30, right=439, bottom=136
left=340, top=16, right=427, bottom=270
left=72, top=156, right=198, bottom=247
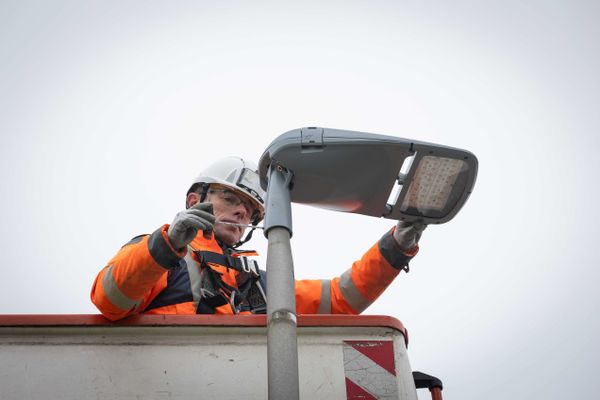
left=258, top=127, right=478, bottom=400
left=0, top=314, right=428, bottom=399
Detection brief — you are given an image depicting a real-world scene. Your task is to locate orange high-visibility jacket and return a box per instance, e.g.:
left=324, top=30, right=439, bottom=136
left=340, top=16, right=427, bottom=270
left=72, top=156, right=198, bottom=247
left=91, top=224, right=418, bottom=321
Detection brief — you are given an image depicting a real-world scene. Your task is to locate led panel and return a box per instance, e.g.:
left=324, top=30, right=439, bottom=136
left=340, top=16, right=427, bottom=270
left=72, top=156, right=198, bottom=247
left=400, top=156, right=467, bottom=215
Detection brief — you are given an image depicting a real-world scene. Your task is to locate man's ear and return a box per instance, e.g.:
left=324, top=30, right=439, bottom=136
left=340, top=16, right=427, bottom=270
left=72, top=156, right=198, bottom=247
left=186, top=192, right=201, bottom=209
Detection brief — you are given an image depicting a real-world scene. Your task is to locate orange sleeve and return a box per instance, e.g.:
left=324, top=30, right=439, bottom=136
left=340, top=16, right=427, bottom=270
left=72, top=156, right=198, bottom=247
left=294, top=280, right=322, bottom=314
left=294, top=227, right=419, bottom=315
left=91, top=225, right=186, bottom=321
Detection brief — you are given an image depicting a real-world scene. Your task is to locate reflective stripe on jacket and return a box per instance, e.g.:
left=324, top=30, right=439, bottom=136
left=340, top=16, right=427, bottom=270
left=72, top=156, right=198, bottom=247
left=91, top=224, right=418, bottom=321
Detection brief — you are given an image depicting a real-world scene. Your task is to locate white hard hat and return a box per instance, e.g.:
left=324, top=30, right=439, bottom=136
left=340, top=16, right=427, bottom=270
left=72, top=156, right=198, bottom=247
left=188, top=157, right=266, bottom=221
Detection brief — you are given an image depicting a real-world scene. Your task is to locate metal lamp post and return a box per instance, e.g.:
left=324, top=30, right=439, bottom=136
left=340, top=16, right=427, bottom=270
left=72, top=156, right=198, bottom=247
left=263, top=163, right=299, bottom=400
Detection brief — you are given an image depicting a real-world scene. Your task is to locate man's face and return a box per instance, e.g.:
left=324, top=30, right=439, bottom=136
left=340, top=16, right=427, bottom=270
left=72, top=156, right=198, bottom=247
left=204, top=187, right=258, bottom=246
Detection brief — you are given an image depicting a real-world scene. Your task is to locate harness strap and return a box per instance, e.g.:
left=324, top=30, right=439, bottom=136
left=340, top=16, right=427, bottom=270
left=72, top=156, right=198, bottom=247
left=195, top=250, right=260, bottom=277
left=192, top=249, right=266, bottom=314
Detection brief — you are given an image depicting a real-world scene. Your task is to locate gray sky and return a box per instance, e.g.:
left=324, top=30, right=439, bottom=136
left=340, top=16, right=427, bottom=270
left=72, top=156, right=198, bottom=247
left=1, top=1, right=598, bottom=399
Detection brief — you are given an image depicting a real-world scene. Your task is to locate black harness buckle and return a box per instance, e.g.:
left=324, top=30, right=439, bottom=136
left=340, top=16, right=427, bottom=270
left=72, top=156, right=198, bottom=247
left=239, top=256, right=259, bottom=277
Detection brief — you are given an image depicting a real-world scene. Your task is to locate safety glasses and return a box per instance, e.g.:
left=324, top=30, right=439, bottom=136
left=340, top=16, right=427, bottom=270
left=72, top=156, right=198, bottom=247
left=207, top=187, right=262, bottom=221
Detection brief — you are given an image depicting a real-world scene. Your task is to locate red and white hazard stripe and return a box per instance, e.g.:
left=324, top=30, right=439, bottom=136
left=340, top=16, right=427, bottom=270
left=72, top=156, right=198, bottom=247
left=343, top=340, right=398, bottom=400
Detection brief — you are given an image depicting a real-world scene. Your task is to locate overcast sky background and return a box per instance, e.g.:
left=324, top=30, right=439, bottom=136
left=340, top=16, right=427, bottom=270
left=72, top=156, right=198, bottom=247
left=1, top=1, right=598, bottom=399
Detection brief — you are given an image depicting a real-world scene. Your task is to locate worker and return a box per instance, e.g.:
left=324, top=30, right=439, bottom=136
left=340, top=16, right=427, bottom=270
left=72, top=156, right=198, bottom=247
left=91, top=157, right=426, bottom=321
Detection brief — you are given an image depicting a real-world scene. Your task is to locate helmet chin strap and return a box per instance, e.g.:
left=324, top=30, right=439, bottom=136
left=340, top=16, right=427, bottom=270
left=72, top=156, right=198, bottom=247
left=214, top=219, right=259, bottom=249
left=232, top=219, right=259, bottom=248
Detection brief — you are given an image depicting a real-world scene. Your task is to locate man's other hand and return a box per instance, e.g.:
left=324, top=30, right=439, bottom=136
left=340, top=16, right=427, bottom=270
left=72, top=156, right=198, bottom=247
left=393, top=220, right=427, bottom=251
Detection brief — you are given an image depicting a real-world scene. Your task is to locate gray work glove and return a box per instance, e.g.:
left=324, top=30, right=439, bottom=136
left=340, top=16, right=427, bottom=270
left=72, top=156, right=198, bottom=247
left=393, top=220, right=427, bottom=251
left=167, top=202, right=215, bottom=250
